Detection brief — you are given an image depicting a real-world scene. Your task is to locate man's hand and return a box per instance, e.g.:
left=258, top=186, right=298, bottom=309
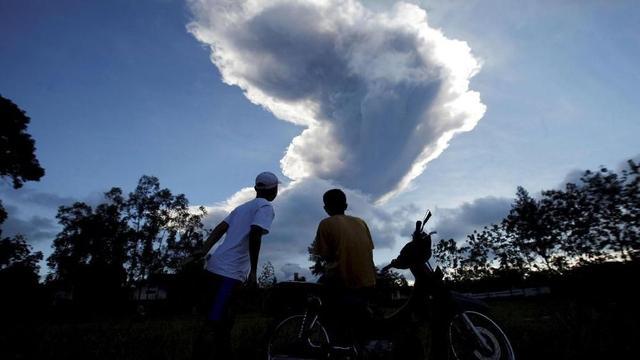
left=192, top=248, right=206, bottom=259
left=181, top=249, right=206, bottom=268
left=246, top=271, right=258, bottom=289
left=382, top=259, right=397, bottom=272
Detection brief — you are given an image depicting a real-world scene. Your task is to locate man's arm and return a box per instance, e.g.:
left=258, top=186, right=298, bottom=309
left=313, top=223, right=333, bottom=261
left=195, top=221, right=229, bottom=257
left=246, top=225, right=264, bottom=287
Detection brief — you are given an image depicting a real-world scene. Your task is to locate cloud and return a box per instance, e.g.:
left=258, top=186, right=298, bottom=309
left=0, top=186, right=76, bottom=209
left=0, top=204, right=57, bottom=243
left=188, top=0, right=485, bottom=201
left=559, top=154, right=640, bottom=188
left=434, top=196, right=512, bottom=242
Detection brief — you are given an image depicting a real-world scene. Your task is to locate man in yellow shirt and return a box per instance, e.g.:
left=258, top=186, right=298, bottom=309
left=311, top=188, right=376, bottom=347
left=313, top=189, right=376, bottom=288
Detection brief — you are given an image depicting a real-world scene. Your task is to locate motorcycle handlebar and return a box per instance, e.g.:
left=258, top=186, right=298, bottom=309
left=382, top=261, right=395, bottom=272
left=385, top=209, right=434, bottom=272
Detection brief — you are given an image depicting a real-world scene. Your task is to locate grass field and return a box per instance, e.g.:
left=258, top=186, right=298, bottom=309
left=2, top=294, right=638, bottom=359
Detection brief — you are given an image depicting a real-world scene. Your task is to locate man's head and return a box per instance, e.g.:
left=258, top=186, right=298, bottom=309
left=254, top=171, right=279, bottom=201
left=323, top=188, right=347, bottom=216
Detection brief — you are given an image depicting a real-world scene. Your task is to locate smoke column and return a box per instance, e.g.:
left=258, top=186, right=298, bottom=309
left=188, top=0, right=485, bottom=202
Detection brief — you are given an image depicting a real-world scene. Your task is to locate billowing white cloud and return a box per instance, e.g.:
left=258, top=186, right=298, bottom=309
left=188, top=0, right=485, bottom=201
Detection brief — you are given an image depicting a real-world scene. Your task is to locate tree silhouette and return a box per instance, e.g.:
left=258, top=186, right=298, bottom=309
left=0, top=95, right=45, bottom=189
left=0, top=94, right=45, bottom=237
left=308, top=239, right=326, bottom=277
left=0, top=235, right=43, bottom=317
left=258, top=261, right=277, bottom=288
left=433, top=238, right=460, bottom=279
left=542, top=183, right=601, bottom=266
left=0, top=95, right=45, bottom=313
left=503, top=187, right=563, bottom=272
left=621, top=160, right=640, bottom=259
left=456, top=230, right=494, bottom=280
left=434, top=159, right=640, bottom=282
left=377, top=267, right=408, bottom=288
left=580, top=164, right=639, bottom=261
left=486, top=223, right=526, bottom=277
left=124, top=175, right=206, bottom=281
left=47, top=190, right=130, bottom=287
left=0, top=235, right=43, bottom=274
left=47, top=176, right=207, bottom=288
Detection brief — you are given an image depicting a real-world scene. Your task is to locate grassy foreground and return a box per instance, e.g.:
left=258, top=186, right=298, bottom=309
left=2, top=295, right=638, bottom=359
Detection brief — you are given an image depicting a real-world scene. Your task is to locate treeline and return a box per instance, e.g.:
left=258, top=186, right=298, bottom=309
left=1, top=175, right=213, bottom=318
left=434, top=160, right=639, bottom=282
left=47, top=175, right=206, bottom=286
left=0, top=95, right=47, bottom=316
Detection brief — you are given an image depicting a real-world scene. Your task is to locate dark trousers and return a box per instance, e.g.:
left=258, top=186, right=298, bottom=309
left=192, top=271, right=242, bottom=360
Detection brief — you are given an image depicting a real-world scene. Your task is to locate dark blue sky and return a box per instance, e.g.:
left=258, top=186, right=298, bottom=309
left=1, top=0, right=297, bottom=204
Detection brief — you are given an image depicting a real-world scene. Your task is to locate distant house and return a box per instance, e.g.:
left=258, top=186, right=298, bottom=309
left=131, top=284, right=168, bottom=301
left=52, top=288, right=73, bottom=305
left=130, top=273, right=174, bottom=302
left=390, top=287, right=411, bottom=302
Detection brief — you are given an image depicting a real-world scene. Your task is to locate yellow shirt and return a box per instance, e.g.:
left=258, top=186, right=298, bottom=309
left=313, top=214, right=376, bottom=288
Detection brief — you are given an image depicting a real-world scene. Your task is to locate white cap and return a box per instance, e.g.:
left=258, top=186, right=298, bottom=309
left=255, top=171, right=279, bottom=190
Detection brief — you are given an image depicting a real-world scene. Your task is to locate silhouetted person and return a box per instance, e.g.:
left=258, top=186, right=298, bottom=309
left=190, top=171, right=278, bottom=360
left=311, top=189, right=376, bottom=351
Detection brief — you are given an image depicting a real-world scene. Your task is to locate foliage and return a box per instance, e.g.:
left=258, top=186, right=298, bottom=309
left=258, top=261, right=277, bottom=288
left=0, top=235, right=43, bottom=273
left=124, top=176, right=206, bottom=281
left=0, top=235, right=43, bottom=319
left=0, top=95, right=45, bottom=287
left=47, top=175, right=207, bottom=286
left=434, top=160, right=640, bottom=281
left=376, top=267, right=408, bottom=288
left=0, top=95, right=45, bottom=189
left=307, top=239, right=326, bottom=277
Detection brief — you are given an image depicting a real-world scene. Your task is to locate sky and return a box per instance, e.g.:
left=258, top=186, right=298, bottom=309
left=1, top=0, right=639, bottom=281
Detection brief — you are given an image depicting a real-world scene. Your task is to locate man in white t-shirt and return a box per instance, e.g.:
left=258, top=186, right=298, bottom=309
left=191, top=171, right=278, bottom=360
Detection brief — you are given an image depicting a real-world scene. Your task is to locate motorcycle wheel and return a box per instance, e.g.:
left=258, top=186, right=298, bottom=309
left=448, top=311, right=515, bottom=360
left=267, top=314, right=331, bottom=360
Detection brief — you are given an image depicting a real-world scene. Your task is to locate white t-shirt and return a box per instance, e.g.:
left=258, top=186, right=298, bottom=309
left=206, top=197, right=275, bottom=281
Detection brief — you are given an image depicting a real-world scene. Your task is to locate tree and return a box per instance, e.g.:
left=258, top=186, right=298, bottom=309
left=542, top=183, right=600, bottom=266
left=434, top=238, right=461, bottom=280
left=436, top=159, right=640, bottom=283
left=503, top=187, right=563, bottom=273
left=47, top=176, right=207, bottom=286
left=485, top=223, right=527, bottom=277
left=124, top=175, right=206, bottom=281
left=579, top=165, right=639, bottom=261
left=308, top=239, right=326, bottom=277
left=621, top=160, right=640, bottom=259
left=258, top=261, right=277, bottom=288
left=0, top=235, right=43, bottom=274
left=0, top=95, right=45, bottom=189
left=376, top=267, right=408, bottom=288
left=457, top=230, right=494, bottom=280
left=0, top=235, right=43, bottom=317
left=0, top=95, right=45, bottom=284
